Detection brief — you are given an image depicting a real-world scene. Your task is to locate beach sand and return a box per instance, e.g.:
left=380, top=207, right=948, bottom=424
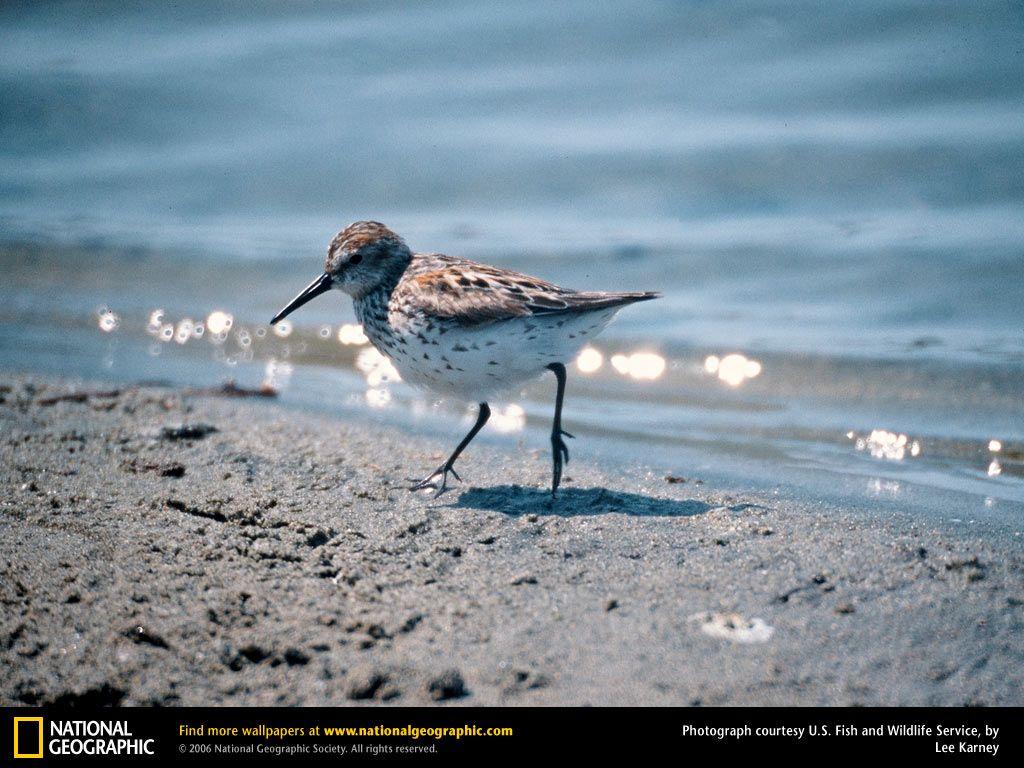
left=1, top=373, right=1022, bottom=706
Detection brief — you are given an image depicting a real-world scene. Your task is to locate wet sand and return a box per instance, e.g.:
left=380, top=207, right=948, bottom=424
left=1, top=373, right=1022, bottom=706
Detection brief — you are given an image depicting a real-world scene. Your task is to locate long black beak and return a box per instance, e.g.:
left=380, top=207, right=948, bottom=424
left=270, top=272, right=333, bottom=325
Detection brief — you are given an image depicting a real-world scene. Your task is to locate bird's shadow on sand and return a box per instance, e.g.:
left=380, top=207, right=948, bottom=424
left=449, top=485, right=712, bottom=518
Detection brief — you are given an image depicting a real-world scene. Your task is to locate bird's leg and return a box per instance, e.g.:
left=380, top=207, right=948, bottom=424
left=546, top=363, right=574, bottom=498
left=409, top=402, right=491, bottom=497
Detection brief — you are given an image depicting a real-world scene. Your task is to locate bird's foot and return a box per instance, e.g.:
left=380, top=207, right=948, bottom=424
left=550, top=429, right=574, bottom=498
left=408, top=463, right=462, bottom=498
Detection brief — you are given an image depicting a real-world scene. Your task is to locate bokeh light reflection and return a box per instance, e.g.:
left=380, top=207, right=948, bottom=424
left=575, top=347, right=603, bottom=374
left=338, top=323, right=369, bottom=346
left=849, top=429, right=920, bottom=461
left=97, top=308, right=120, bottom=332
left=704, top=353, right=762, bottom=386
left=490, top=403, right=526, bottom=433
left=206, top=310, right=233, bottom=335
left=610, top=351, right=665, bottom=380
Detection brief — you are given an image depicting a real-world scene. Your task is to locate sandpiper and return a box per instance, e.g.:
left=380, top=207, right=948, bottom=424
left=271, top=221, right=658, bottom=497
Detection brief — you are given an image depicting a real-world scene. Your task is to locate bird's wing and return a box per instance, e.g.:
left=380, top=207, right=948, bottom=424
left=395, top=261, right=658, bottom=327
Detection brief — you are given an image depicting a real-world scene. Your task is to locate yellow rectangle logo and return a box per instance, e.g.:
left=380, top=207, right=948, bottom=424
left=13, top=717, right=44, bottom=759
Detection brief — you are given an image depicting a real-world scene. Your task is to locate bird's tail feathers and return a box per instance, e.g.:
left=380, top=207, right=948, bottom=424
left=542, top=290, right=660, bottom=315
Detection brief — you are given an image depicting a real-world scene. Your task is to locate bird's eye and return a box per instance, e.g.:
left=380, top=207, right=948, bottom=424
left=349, top=254, right=363, bottom=266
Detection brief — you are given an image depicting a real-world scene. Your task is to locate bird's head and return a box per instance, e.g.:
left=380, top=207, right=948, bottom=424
left=271, top=221, right=412, bottom=325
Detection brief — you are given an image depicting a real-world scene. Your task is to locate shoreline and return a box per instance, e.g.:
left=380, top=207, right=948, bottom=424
left=3, top=239, right=1023, bottom=523
left=1, top=373, right=1022, bottom=706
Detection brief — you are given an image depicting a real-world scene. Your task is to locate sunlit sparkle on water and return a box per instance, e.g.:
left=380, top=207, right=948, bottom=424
left=365, top=388, right=391, bottom=408
left=575, top=346, right=603, bottom=374
left=610, top=351, right=665, bottom=380
left=850, top=429, right=920, bottom=461
left=869, top=478, right=902, bottom=496
left=174, top=319, right=194, bottom=344
left=704, top=353, right=762, bottom=387
left=263, top=358, right=293, bottom=391
left=206, top=310, right=233, bottom=335
left=337, top=323, right=369, bottom=346
left=489, top=403, right=526, bottom=433
left=97, top=309, right=119, bottom=332
left=356, top=346, right=400, bottom=408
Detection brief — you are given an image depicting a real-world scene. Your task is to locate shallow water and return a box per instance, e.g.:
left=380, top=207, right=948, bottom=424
left=1, top=1, right=1022, bottom=518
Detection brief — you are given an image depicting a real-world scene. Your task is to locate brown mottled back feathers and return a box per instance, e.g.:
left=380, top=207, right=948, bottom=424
left=392, top=254, right=659, bottom=327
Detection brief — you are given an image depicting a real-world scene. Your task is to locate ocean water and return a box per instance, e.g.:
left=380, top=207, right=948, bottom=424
left=1, top=1, right=1022, bottom=518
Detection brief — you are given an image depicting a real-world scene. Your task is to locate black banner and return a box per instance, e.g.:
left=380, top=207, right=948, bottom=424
left=1, top=706, right=1017, bottom=763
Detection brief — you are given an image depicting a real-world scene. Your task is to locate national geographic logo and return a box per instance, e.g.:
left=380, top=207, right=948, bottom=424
left=13, top=717, right=43, bottom=759
left=12, top=717, right=155, bottom=758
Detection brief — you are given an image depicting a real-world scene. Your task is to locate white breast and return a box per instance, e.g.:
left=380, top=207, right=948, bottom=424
left=383, top=308, right=621, bottom=401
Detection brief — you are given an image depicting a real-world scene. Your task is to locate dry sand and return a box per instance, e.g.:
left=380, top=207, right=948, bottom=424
left=1, top=374, right=1022, bottom=706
